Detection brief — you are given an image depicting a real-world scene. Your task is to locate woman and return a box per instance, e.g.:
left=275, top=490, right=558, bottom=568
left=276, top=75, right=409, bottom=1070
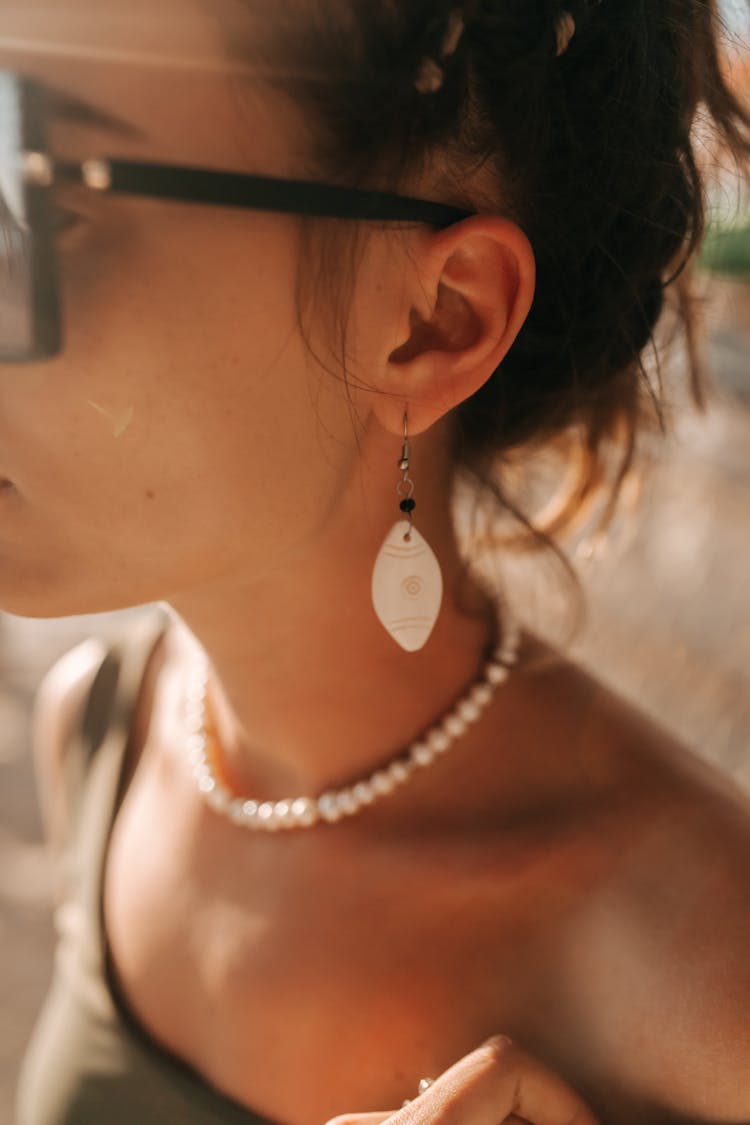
left=3, top=0, right=749, bottom=1123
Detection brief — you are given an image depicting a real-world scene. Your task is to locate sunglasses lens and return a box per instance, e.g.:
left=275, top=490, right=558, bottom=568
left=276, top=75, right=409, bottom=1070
left=0, top=75, right=36, bottom=360
left=0, top=71, right=61, bottom=362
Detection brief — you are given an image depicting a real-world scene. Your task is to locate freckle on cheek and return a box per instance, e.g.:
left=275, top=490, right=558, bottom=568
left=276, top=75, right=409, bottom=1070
left=145, top=490, right=155, bottom=500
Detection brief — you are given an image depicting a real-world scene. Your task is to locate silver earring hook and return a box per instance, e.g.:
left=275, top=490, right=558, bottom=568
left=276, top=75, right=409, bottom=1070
left=397, top=409, right=415, bottom=540
left=399, top=410, right=411, bottom=471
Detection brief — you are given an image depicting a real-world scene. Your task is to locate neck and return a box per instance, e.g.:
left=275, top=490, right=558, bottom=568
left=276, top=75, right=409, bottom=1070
left=164, top=555, right=503, bottom=804
left=159, top=427, right=519, bottom=808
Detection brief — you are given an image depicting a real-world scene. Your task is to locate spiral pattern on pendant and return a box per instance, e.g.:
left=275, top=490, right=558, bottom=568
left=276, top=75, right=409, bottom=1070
left=402, top=574, right=423, bottom=598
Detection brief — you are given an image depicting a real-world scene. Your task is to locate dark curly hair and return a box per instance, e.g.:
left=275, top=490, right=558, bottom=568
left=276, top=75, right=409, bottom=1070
left=219, top=0, right=750, bottom=635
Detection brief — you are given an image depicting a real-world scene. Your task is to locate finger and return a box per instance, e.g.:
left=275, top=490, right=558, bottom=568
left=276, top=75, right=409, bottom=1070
left=325, top=1116, right=394, bottom=1125
left=382, top=1037, right=601, bottom=1125
left=323, top=1105, right=538, bottom=1125
left=324, top=1113, right=534, bottom=1125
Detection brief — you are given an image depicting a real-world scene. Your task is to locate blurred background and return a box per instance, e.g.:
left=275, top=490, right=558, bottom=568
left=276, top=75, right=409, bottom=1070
left=1, top=10, right=750, bottom=1123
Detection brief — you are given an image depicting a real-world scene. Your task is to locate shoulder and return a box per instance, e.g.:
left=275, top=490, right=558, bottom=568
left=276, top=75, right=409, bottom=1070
left=534, top=643, right=750, bottom=1123
left=31, top=635, right=109, bottom=852
left=513, top=631, right=749, bottom=834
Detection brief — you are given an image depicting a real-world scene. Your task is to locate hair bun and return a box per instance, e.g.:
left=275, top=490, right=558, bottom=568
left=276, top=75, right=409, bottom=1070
left=414, top=8, right=466, bottom=95
left=555, top=0, right=605, bottom=57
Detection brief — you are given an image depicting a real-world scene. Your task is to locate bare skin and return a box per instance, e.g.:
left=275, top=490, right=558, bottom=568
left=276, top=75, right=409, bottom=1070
left=95, top=618, right=750, bottom=1125
left=6, top=4, right=750, bottom=1125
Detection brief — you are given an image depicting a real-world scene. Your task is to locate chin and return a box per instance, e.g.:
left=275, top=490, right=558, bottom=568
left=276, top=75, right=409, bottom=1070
left=0, top=573, right=157, bottom=622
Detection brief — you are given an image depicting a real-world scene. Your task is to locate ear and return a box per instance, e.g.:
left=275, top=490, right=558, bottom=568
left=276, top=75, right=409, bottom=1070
left=370, top=215, right=535, bottom=438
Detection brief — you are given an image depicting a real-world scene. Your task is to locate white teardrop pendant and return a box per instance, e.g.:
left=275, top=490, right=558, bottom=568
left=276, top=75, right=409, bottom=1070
left=371, top=519, right=443, bottom=652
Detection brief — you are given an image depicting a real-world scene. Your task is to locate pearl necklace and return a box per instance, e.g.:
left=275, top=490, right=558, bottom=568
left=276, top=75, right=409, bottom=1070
left=184, top=597, right=522, bottom=831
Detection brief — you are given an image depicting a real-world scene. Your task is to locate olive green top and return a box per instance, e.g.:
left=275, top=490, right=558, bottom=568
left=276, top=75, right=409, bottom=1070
left=15, top=606, right=279, bottom=1125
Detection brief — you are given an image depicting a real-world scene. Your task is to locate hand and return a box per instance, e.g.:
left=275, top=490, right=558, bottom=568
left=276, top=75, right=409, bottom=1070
left=324, top=1035, right=602, bottom=1125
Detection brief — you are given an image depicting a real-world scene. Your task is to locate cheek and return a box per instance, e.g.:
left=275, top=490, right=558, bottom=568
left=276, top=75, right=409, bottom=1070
left=0, top=201, right=348, bottom=596
left=10, top=202, right=280, bottom=463
left=70, top=199, right=307, bottom=418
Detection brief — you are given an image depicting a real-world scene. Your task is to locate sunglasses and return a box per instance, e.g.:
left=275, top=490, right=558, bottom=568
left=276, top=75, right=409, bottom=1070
left=0, top=68, right=475, bottom=363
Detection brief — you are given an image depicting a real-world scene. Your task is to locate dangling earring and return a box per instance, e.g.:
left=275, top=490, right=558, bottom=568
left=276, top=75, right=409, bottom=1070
left=371, top=410, right=444, bottom=652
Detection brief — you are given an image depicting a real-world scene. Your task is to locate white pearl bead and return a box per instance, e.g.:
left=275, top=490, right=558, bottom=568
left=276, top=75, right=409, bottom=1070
left=388, top=759, right=411, bottom=784
left=229, top=798, right=247, bottom=823
left=371, top=771, right=395, bottom=796
left=198, top=774, right=215, bottom=794
left=485, top=661, right=509, bottom=684
left=208, top=786, right=230, bottom=812
left=258, top=801, right=275, bottom=821
left=495, top=632, right=521, bottom=665
left=291, top=797, right=318, bottom=826
left=242, top=799, right=259, bottom=819
left=470, top=682, right=494, bottom=708
left=273, top=800, right=292, bottom=824
left=458, top=698, right=481, bottom=723
left=410, top=743, right=435, bottom=767
left=188, top=745, right=205, bottom=768
left=427, top=728, right=451, bottom=753
left=318, top=792, right=344, bottom=821
left=337, top=790, right=359, bottom=816
left=444, top=713, right=467, bottom=737
left=353, top=781, right=375, bottom=805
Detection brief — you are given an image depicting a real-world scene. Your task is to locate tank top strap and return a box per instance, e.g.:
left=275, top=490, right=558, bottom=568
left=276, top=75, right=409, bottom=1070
left=32, top=607, right=281, bottom=1125
left=57, top=606, right=171, bottom=929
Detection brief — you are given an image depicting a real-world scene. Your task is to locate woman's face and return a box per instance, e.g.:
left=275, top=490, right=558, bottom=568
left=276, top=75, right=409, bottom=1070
left=0, top=0, right=390, bottom=618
